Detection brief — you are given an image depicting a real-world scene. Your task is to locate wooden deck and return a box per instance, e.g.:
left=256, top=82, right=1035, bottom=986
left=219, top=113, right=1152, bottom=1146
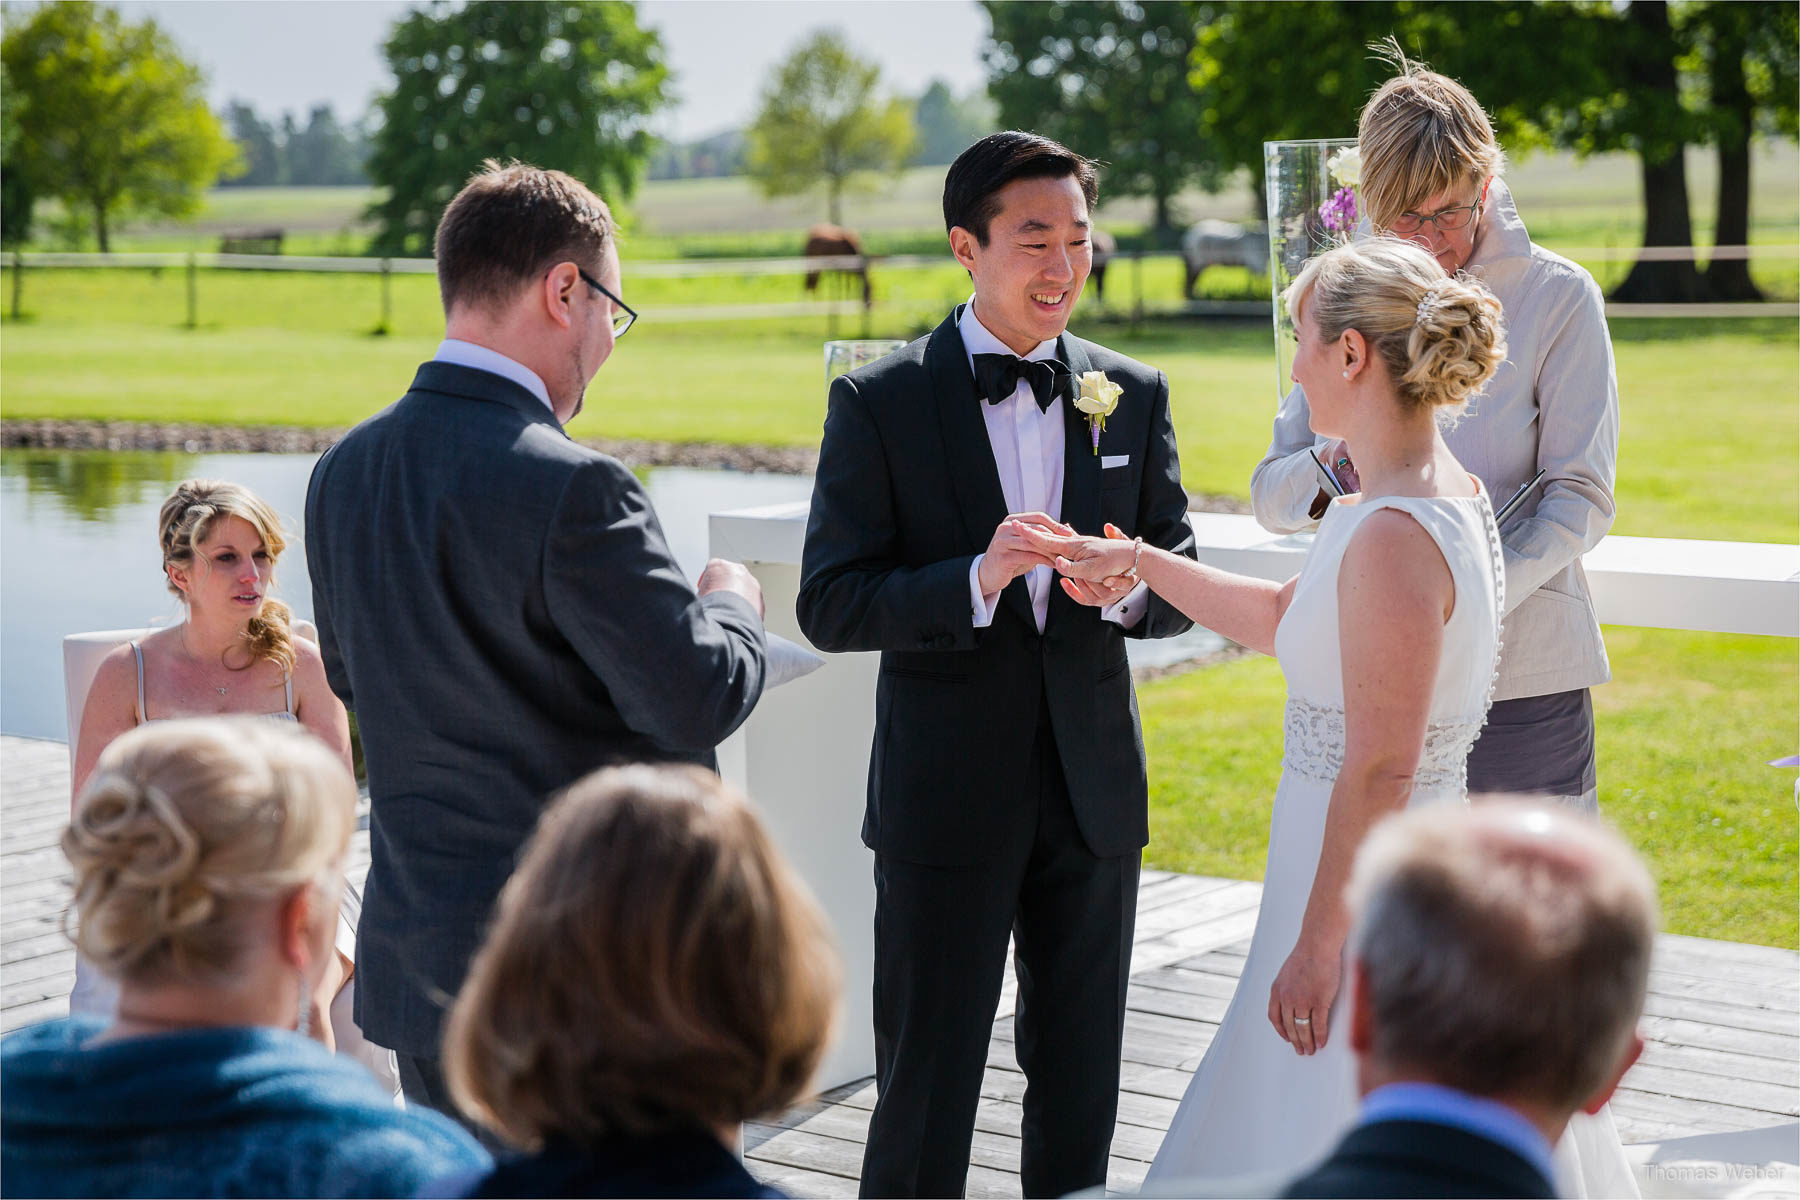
left=5, top=732, right=1795, bottom=1195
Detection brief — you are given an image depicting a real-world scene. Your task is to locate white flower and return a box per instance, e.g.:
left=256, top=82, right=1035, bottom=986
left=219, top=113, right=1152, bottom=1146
left=1328, top=146, right=1362, bottom=189
left=1073, top=371, right=1123, bottom=417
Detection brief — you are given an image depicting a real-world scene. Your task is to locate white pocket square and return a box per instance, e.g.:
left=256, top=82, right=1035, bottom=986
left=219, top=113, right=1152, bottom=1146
left=1101, top=455, right=1130, bottom=470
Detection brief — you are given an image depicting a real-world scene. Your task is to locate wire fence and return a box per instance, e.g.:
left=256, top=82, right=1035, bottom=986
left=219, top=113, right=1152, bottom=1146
left=6, top=247, right=1797, bottom=332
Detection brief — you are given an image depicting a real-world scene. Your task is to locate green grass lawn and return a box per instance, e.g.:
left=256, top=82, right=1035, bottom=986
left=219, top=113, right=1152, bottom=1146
left=5, top=268, right=1795, bottom=543
left=1139, top=628, right=1799, bottom=949
left=3, top=262, right=1794, bottom=948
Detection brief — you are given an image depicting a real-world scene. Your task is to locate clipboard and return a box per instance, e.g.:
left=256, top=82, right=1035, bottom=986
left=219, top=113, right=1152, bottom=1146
left=1309, top=447, right=1349, bottom=497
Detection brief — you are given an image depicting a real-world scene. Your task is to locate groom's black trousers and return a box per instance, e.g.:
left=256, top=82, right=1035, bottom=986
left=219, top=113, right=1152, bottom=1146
left=860, top=703, right=1139, bottom=1198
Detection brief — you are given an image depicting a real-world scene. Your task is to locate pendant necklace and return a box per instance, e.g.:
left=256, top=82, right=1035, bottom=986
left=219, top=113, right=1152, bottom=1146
left=181, top=628, right=233, bottom=697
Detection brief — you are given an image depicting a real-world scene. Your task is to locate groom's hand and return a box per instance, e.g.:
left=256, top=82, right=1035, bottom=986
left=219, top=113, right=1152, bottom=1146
left=699, top=558, right=765, bottom=619
left=977, top=512, right=1070, bottom=596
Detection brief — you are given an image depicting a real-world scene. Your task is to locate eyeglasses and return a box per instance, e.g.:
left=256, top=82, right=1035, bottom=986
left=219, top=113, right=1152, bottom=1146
left=1388, top=200, right=1482, bottom=236
left=1387, top=179, right=1492, bottom=237
left=577, top=267, right=637, bottom=338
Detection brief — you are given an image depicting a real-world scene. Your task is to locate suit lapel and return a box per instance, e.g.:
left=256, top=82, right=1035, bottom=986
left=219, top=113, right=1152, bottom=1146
left=928, top=305, right=1034, bottom=631
left=1058, top=333, right=1101, bottom=537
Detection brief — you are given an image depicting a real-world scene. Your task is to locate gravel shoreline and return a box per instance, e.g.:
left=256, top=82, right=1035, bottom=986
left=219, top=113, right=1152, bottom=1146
left=1, top=418, right=819, bottom=473
left=1, top=418, right=1252, bottom=513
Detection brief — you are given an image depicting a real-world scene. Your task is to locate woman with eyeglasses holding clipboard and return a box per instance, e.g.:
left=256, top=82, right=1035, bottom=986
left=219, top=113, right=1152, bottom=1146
left=1252, top=45, right=1618, bottom=812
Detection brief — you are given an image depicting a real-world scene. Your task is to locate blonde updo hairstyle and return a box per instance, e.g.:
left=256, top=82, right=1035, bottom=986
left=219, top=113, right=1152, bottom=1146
left=1285, top=238, right=1507, bottom=414
left=1357, top=40, right=1506, bottom=232
left=159, top=480, right=295, bottom=676
left=62, top=719, right=355, bottom=987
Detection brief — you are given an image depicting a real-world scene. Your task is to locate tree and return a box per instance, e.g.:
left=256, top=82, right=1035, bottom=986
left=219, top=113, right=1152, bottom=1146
left=1184, top=1, right=1797, bottom=302
left=983, top=2, right=1221, bottom=237
left=224, top=100, right=283, bottom=186
left=911, top=80, right=995, bottom=165
left=365, top=0, right=669, bottom=255
left=746, top=30, right=915, bottom=226
left=1, top=56, right=34, bottom=245
left=1584, top=0, right=1711, bottom=301
left=1690, top=1, right=1797, bottom=301
left=0, top=1, right=239, bottom=252
left=286, top=104, right=365, bottom=186
left=648, top=128, right=747, bottom=180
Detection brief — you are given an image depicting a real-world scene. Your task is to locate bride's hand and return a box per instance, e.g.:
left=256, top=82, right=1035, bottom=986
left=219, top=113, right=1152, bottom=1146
left=1011, top=520, right=1137, bottom=585
left=1267, top=936, right=1343, bottom=1056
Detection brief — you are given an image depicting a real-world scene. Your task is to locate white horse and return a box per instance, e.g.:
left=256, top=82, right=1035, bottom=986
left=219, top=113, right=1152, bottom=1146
left=1181, top=219, right=1269, bottom=297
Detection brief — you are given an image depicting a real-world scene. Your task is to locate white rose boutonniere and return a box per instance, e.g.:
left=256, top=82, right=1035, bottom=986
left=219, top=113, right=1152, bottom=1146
left=1073, top=371, right=1123, bottom=454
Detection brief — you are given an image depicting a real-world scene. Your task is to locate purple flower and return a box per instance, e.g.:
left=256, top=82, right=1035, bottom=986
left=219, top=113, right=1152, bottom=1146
left=1317, top=185, right=1358, bottom=233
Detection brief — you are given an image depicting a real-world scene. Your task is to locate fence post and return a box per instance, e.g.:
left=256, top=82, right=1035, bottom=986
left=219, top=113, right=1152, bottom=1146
left=185, top=253, right=198, bottom=330
left=376, top=258, right=392, bottom=335
left=9, top=251, right=21, bottom=321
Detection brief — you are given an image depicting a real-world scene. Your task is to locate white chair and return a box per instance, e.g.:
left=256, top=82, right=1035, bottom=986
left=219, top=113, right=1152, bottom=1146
left=61, top=621, right=399, bottom=1099
left=61, top=620, right=319, bottom=772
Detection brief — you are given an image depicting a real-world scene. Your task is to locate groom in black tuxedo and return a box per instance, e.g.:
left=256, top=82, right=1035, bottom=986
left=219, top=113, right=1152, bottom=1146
left=798, top=132, right=1197, bottom=1197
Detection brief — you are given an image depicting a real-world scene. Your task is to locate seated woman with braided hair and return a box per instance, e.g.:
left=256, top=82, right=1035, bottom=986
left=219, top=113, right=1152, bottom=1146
left=70, top=480, right=361, bottom=1052
left=0, top=719, right=488, bottom=1198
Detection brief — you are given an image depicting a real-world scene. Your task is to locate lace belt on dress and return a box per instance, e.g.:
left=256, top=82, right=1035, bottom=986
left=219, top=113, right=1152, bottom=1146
left=1282, top=697, right=1484, bottom=794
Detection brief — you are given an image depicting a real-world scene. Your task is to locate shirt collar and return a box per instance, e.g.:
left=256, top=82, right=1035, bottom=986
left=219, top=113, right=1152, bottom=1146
left=1360, top=1082, right=1557, bottom=1185
left=1466, top=176, right=1533, bottom=272
left=958, top=296, right=1060, bottom=373
left=433, top=339, right=554, bottom=414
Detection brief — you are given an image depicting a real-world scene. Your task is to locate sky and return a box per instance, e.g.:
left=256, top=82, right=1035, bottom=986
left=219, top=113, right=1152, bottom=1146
left=109, top=0, right=992, bottom=143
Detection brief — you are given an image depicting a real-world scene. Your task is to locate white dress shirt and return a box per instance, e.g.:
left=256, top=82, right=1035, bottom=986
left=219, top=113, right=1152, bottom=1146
left=961, top=301, right=1146, bottom=633
left=433, top=338, right=554, bottom=415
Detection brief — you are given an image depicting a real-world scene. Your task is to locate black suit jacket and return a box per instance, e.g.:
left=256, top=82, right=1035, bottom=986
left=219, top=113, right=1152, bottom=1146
left=797, top=307, right=1195, bottom=866
left=305, top=361, right=766, bottom=1056
left=1284, top=1119, right=1558, bottom=1199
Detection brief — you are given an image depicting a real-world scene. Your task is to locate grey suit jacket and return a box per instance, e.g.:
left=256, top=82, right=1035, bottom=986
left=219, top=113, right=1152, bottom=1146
left=305, top=361, right=766, bottom=1056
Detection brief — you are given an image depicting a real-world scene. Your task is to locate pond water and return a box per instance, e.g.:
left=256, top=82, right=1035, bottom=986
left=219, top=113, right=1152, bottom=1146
left=0, top=450, right=1222, bottom=741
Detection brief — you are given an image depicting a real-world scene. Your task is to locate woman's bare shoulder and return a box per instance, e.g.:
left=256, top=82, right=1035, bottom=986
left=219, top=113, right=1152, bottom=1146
left=1344, top=507, right=1452, bottom=583
left=88, top=641, right=146, bottom=690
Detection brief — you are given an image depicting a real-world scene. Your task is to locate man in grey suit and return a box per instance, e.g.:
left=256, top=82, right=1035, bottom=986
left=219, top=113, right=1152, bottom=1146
left=305, top=161, right=767, bottom=1114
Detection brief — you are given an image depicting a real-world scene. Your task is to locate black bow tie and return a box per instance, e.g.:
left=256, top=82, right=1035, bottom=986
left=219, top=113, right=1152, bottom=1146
left=972, top=353, right=1072, bottom=412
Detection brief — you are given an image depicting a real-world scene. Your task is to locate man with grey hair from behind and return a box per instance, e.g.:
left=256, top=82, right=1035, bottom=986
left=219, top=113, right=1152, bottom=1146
left=1285, top=801, right=1656, bottom=1199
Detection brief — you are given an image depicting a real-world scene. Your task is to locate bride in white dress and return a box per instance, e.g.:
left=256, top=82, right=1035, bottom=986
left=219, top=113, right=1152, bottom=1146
left=1019, top=238, right=1635, bottom=1197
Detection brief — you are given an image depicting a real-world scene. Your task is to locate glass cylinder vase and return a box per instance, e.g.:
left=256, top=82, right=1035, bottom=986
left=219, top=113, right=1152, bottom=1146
left=825, top=339, right=905, bottom=389
left=1264, top=138, right=1358, bottom=401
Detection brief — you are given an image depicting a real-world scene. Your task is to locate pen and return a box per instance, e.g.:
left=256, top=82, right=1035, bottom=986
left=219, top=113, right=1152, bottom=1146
left=1495, top=469, right=1547, bottom=525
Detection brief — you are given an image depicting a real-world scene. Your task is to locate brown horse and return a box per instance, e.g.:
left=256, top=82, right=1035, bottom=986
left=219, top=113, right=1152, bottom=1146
left=803, top=224, right=872, bottom=309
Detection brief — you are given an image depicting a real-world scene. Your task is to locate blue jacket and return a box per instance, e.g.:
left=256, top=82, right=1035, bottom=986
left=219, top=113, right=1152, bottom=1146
left=1, top=1017, right=489, bottom=1198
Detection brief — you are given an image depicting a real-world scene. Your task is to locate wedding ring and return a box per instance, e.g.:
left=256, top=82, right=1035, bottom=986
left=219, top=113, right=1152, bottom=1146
left=1293, top=1016, right=1311, bottom=1025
